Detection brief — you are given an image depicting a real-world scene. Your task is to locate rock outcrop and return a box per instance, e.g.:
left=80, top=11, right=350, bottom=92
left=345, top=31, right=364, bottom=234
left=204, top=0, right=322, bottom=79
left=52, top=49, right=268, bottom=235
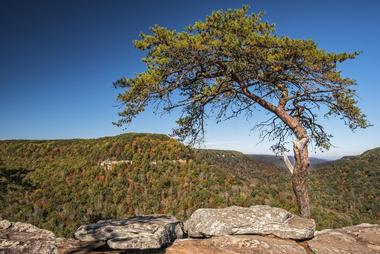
left=1, top=207, right=380, bottom=254
left=0, top=219, right=58, bottom=254
left=75, top=215, right=183, bottom=250
left=0, top=219, right=102, bottom=254
left=184, top=205, right=315, bottom=240
left=308, top=223, right=380, bottom=254
left=166, top=235, right=307, bottom=254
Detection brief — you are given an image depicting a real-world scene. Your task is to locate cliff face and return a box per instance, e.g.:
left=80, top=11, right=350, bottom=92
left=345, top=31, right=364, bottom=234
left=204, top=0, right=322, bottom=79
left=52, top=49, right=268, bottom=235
left=1, top=206, right=379, bottom=254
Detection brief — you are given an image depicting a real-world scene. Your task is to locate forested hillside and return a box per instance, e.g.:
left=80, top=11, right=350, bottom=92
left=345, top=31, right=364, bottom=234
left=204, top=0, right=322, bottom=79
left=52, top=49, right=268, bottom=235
left=0, top=134, right=378, bottom=237
left=309, top=148, right=380, bottom=228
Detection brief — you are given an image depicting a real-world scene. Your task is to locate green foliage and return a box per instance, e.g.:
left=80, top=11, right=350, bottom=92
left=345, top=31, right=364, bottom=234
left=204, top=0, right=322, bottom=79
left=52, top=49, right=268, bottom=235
left=1, top=134, right=378, bottom=236
left=310, top=148, right=380, bottom=229
left=114, top=6, right=369, bottom=150
left=0, top=134, right=291, bottom=237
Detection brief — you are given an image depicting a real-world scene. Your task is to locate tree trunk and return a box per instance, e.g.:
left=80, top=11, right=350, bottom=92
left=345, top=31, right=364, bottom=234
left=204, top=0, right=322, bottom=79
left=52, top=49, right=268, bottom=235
left=291, top=137, right=311, bottom=218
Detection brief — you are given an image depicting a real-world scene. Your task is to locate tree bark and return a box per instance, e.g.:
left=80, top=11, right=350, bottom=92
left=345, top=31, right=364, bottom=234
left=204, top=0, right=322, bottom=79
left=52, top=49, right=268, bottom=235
left=235, top=80, right=312, bottom=218
left=291, top=137, right=311, bottom=218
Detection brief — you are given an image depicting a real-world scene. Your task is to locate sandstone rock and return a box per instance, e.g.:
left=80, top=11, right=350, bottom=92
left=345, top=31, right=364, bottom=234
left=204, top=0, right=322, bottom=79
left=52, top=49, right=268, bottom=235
left=0, top=220, right=12, bottom=230
left=0, top=219, right=102, bottom=254
left=165, top=235, right=307, bottom=254
left=184, top=205, right=315, bottom=240
left=0, top=220, right=58, bottom=254
left=0, top=220, right=55, bottom=241
left=0, top=238, right=58, bottom=254
left=307, top=223, right=380, bottom=254
left=336, top=223, right=380, bottom=247
left=55, top=238, right=105, bottom=253
left=75, top=215, right=183, bottom=250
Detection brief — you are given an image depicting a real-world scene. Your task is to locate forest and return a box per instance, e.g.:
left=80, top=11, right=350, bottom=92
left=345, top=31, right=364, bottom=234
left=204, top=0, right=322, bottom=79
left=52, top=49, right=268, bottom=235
left=1, top=133, right=379, bottom=237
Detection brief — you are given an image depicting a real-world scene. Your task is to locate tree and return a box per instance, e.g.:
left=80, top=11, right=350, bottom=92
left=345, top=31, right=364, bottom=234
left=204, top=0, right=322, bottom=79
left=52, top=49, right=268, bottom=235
left=113, top=6, right=370, bottom=217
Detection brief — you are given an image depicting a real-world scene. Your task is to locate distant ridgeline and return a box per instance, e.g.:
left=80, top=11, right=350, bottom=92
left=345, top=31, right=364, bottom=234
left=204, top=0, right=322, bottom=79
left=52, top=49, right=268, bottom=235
left=0, top=133, right=379, bottom=237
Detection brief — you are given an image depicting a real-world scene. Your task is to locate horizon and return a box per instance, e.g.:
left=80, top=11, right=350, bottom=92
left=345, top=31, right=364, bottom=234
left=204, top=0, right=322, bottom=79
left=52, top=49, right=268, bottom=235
left=0, top=131, right=375, bottom=160
left=1, top=0, right=379, bottom=159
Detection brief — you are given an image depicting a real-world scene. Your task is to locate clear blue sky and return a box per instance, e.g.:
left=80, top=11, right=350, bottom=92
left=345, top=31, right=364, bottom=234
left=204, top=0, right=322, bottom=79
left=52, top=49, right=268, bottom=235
left=1, top=0, right=379, bottom=158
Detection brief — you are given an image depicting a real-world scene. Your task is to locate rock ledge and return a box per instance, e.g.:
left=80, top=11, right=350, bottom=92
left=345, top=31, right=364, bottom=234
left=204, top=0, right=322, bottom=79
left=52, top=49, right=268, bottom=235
left=308, top=223, right=380, bottom=254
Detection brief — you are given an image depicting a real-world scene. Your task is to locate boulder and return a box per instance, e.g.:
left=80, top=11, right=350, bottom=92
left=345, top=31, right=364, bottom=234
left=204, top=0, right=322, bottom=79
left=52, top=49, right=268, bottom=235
left=75, top=215, right=183, bottom=250
left=307, top=223, right=380, bottom=254
left=0, top=219, right=102, bottom=254
left=165, top=235, right=307, bottom=254
left=184, top=205, right=315, bottom=240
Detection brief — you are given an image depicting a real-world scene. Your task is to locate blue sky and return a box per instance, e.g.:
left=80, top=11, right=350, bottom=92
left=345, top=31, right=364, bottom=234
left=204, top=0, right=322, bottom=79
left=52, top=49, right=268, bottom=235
left=1, top=0, right=379, bottom=158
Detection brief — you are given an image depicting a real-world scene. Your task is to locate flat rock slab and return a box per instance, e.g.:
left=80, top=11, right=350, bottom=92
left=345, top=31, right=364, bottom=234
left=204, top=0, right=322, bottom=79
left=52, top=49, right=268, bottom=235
left=165, top=235, right=307, bottom=254
left=307, top=223, right=380, bottom=254
left=184, top=205, right=315, bottom=240
left=75, top=215, right=183, bottom=250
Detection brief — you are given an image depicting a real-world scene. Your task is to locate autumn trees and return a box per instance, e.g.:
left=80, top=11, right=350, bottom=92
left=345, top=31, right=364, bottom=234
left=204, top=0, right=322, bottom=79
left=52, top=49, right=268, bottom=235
left=114, top=7, right=369, bottom=217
